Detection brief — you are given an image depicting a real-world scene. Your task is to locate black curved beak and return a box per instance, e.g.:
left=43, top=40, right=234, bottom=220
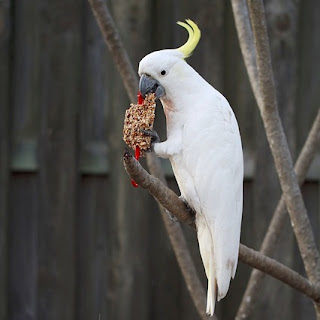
left=139, top=74, right=165, bottom=99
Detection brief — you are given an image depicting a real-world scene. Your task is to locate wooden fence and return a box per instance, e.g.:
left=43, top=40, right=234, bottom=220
left=0, top=0, right=319, bottom=319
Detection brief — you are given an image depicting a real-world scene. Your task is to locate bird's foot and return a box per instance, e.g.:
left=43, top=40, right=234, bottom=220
left=164, top=197, right=193, bottom=223
left=179, top=196, right=196, bottom=225
left=179, top=196, right=193, bottom=213
left=165, top=209, right=178, bottom=222
left=140, top=129, right=160, bottom=152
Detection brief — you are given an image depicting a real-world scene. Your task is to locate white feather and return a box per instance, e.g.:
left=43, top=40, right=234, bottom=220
left=139, top=50, right=243, bottom=316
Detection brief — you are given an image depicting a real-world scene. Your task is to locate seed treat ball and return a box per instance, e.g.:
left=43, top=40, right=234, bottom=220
left=123, top=93, right=156, bottom=156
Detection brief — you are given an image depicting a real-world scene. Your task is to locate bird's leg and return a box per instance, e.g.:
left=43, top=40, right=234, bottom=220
left=165, top=196, right=194, bottom=223
left=165, top=209, right=178, bottom=222
left=140, top=129, right=160, bottom=152
left=179, top=196, right=194, bottom=215
left=141, top=129, right=182, bottom=159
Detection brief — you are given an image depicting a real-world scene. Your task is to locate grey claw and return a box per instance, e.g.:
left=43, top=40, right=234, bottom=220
left=165, top=209, right=178, bottom=222
left=140, top=129, right=160, bottom=144
left=179, top=196, right=193, bottom=213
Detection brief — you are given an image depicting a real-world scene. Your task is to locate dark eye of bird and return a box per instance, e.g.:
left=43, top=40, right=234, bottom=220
left=161, top=70, right=166, bottom=75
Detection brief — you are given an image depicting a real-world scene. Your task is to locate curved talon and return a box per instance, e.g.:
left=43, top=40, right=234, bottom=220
left=141, top=129, right=160, bottom=152
left=179, top=196, right=194, bottom=214
left=140, top=129, right=160, bottom=143
left=165, top=209, right=178, bottom=222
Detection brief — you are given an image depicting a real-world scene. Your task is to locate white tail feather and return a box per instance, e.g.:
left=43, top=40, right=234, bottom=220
left=204, top=243, right=216, bottom=316
left=206, top=263, right=216, bottom=316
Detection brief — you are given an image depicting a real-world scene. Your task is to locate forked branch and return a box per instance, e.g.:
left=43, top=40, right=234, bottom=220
left=123, top=151, right=320, bottom=303
left=232, top=0, right=320, bottom=317
left=236, top=110, right=320, bottom=319
left=246, top=0, right=320, bottom=286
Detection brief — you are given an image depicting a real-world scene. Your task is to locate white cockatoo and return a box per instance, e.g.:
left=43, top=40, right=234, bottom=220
left=138, top=19, right=243, bottom=316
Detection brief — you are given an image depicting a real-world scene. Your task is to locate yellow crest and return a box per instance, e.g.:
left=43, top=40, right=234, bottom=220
left=177, top=19, right=201, bottom=58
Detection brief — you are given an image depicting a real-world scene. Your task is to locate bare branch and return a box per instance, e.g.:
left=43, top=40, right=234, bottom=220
left=230, top=0, right=261, bottom=107
left=237, top=110, right=320, bottom=319
left=122, top=150, right=320, bottom=303
left=124, top=154, right=210, bottom=319
left=246, top=0, right=320, bottom=287
left=231, top=0, right=320, bottom=317
left=87, top=1, right=210, bottom=318
left=238, top=244, right=320, bottom=303
left=87, top=0, right=138, bottom=101
left=123, top=151, right=195, bottom=226
left=145, top=153, right=211, bottom=319
left=159, top=215, right=211, bottom=320
left=233, top=0, right=320, bottom=316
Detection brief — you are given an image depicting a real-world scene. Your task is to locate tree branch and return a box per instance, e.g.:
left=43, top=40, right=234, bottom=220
left=230, top=0, right=261, bottom=107
left=125, top=152, right=209, bottom=319
left=87, top=0, right=138, bottom=101
left=231, top=1, right=320, bottom=318
left=87, top=1, right=211, bottom=318
left=246, top=0, right=320, bottom=286
left=237, top=110, right=320, bottom=319
left=123, top=151, right=195, bottom=226
left=232, top=1, right=320, bottom=316
left=123, top=150, right=320, bottom=303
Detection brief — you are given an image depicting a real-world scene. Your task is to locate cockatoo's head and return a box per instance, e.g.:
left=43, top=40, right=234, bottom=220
left=138, top=19, right=201, bottom=101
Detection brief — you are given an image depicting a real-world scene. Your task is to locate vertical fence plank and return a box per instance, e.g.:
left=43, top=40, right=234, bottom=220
left=0, top=0, right=10, bottom=318
left=248, top=1, right=300, bottom=319
left=79, top=0, right=109, bottom=176
left=37, top=1, right=81, bottom=319
left=265, top=0, right=298, bottom=156
left=8, top=174, right=38, bottom=320
left=295, top=3, right=320, bottom=316
left=291, top=182, right=320, bottom=320
left=76, top=1, right=109, bottom=319
left=10, top=0, right=40, bottom=172
left=224, top=0, right=257, bottom=179
left=8, top=0, right=40, bottom=318
left=104, top=1, right=154, bottom=319
left=296, top=0, right=320, bottom=150
left=222, top=3, right=258, bottom=317
left=140, top=3, right=184, bottom=317
left=189, top=0, right=225, bottom=92
left=148, top=179, right=183, bottom=320
left=77, top=176, right=110, bottom=320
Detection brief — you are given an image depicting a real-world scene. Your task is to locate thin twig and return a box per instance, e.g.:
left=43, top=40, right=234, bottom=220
left=87, top=1, right=211, bottom=318
left=247, top=0, right=320, bottom=290
left=122, top=151, right=320, bottom=302
left=237, top=110, right=320, bottom=319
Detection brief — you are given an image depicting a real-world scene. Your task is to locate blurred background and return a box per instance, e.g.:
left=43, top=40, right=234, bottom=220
left=0, top=0, right=319, bottom=319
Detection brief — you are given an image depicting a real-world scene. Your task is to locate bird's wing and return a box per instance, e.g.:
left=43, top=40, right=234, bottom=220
left=182, top=95, right=243, bottom=300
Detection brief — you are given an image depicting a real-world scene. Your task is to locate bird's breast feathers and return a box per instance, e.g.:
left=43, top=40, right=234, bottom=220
left=168, top=92, right=243, bottom=215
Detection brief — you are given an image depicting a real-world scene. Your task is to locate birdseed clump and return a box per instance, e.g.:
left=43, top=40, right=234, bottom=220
left=123, top=93, right=156, bottom=156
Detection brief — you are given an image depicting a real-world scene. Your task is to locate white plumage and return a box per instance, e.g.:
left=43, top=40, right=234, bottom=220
left=138, top=20, right=243, bottom=316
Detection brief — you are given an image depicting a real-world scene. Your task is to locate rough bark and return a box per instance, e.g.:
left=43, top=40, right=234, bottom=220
left=123, top=151, right=320, bottom=303
left=247, top=0, right=320, bottom=289
left=236, top=110, right=320, bottom=319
